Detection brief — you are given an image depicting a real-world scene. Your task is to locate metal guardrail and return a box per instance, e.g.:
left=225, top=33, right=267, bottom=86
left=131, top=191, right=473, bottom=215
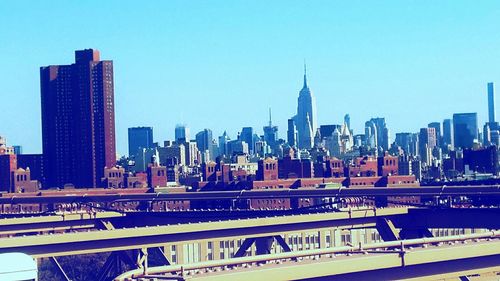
left=115, top=230, right=500, bottom=280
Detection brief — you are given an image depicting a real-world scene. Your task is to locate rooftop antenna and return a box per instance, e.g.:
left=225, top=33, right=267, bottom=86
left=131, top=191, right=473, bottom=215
left=268, top=107, right=272, bottom=126
left=303, top=59, right=308, bottom=88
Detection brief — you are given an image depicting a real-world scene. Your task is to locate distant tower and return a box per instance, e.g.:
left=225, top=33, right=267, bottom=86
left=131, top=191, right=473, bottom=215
left=303, top=113, right=314, bottom=149
left=175, top=124, right=190, bottom=143
left=195, top=129, right=215, bottom=161
left=453, top=113, right=478, bottom=149
left=488, top=82, right=495, bottom=124
left=419, top=127, right=437, bottom=165
left=327, top=127, right=341, bottom=157
left=287, top=118, right=297, bottom=147
left=240, top=127, right=255, bottom=154
left=344, top=114, right=351, bottom=131
left=313, top=129, right=322, bottom=148
left=128, top=127, right=154, bottom=157
left=218, top=131, right=230, bottom=156
left=483, top=123, right=491, bottom=145
left=442, top=119, right=454, bottom=150
left=365, top=121, right=378, bottom=148
left=296, top=63, right=317, bottom=149
left=365, top=118, right=389, bottom=151
left=263, top=108, right=278, bottom=151
left=428, top=122, right=441, bottom=147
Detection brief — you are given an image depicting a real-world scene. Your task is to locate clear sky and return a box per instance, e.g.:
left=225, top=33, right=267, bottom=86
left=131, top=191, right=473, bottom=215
left=1, top=1, right=500, bottom=155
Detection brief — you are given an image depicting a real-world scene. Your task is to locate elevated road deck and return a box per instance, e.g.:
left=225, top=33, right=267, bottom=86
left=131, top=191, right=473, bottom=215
left=1, top=207, right=498, bottom=237
left=0, top=207, right=409, bottom=258
left=0, top=211, right=124, bottom=235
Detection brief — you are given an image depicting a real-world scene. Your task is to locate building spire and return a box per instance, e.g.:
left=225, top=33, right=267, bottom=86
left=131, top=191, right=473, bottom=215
left=303, top=60, right=308, bottom=88
left=268, top=107, right=272, bottom=126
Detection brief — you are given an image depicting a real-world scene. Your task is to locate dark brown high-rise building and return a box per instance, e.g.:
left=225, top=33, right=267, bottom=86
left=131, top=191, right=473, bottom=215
left=40, top=49, right=116, bottom=188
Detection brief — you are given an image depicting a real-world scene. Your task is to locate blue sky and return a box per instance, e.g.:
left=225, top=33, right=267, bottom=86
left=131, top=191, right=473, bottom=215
left=1, top=1, right=500, bottom=155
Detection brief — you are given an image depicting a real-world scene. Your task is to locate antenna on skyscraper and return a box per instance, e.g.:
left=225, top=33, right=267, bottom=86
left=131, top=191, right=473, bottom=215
left=303, top=59, right=308, bottom=88
left=269, top=107, right=272, bottom=126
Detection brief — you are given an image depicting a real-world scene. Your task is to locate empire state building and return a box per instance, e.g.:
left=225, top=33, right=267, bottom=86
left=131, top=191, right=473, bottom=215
left=294, top=65, right=317, bottom=149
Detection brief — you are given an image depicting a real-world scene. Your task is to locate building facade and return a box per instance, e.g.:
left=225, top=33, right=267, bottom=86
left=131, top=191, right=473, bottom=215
left=442, top=119, right=454, bottom=150
left=128, top=127, right=154, bottom=157
left=453, top=113, right=478, bottom=149
left=175, top=124, right=190, bottom=143
left=40, top=49, right=116, bottom=188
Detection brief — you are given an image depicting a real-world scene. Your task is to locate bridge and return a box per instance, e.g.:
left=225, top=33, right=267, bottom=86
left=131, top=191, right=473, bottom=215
left=1, top=185, right=499, bottom=205
left=0, top=185, right=499, bottom=280
left=116, top=231, right=500, bottom=281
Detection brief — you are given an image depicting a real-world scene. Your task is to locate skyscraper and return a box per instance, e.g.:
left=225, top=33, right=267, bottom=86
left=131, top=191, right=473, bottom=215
left=0, top=154, right=17, bottom=192
left=218, top=131, right=230, bottom=156
left=428, top=122, right=441, bottom=147
left=453, top=113, right=478, bottom=149
left=195, top=129, right=216, bottom=161
left=395, top=132, right=412, bottom=154
left=294, top=64, right=317, bottom=149
left=175, top=124, right=190, bottom=143
left=319, top=125, right=342, bottom=140
left=442, top=119, right=454, bottom=150
left=419, top=127, right=437, bottom=165
left=128, top=127, right=154, bottom=157
left=344, top=114, right=350, bottom=131
left=40, top=49, right=116, bottom=188
left=12, top=145, right=23, bottom=155
left=488, top=82, right=495, bottom=124
left=263, top=108, right=278, bottom=150
left=287, top=119, right=297, bottom=148
left=365, top=118, right=389, bottom=151
left=484, top=83, right=499, bottom=146
left=240, top=127, right=255, bottom=153
left=364, top=121, right=377, bottom=148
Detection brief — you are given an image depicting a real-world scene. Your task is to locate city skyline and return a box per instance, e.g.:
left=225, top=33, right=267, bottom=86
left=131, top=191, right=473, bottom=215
left=1, top=1, right=500, bottom=155
left=1, top=3, right=499, bottom=280
left=2, top=52, right=497, bottom=156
